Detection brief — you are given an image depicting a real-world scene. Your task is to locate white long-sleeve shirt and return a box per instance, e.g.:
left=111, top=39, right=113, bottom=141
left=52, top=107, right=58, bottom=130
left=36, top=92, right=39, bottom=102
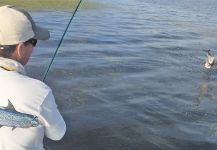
left=0, top=57, right=66, bottom=150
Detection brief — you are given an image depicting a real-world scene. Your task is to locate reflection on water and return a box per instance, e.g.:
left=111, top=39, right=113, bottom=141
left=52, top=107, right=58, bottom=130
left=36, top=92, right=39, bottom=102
left=26, top=0, right=217, bottom=149
left=198, top=73, right=217, bottom=104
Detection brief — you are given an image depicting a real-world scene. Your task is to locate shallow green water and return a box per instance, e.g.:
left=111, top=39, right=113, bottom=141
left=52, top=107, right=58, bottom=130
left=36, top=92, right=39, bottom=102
left=0, top=0, right=102, bottom=10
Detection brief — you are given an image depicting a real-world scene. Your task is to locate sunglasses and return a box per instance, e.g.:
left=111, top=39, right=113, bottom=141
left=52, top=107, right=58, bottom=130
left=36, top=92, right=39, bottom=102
left=24, top=38, right=37, bottom=47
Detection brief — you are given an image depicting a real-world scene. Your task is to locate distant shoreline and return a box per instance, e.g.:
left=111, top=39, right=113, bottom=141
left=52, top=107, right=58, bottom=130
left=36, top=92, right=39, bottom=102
left=0, top=0, right=102, bottom=10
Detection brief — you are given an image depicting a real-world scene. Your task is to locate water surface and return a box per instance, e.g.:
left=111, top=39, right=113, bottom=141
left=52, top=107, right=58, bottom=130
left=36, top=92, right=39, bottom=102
left=27, top=0, right=217, bottom=149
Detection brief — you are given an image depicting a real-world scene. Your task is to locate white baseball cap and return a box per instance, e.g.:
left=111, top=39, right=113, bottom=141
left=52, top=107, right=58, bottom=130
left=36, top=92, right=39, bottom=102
left=0, top=5, right=50, bottom=45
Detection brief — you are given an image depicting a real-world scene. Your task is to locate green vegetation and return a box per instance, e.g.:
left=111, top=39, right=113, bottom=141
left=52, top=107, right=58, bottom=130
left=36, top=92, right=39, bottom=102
left=0, top=0, right=102, bottom=10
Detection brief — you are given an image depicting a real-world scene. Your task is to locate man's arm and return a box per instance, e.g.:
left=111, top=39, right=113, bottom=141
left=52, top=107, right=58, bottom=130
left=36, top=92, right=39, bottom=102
left=39, top=90, right=66, bottom=140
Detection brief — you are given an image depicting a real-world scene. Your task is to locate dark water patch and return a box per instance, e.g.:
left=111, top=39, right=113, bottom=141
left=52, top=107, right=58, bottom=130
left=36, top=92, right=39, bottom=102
left=26, top=65, right=46, bottom=80
left=67, top=37, right=123, bottom=45
left=178, top=109, right=208, bottom=122
left=152, top=32, right=185, bottom=40
left=44, top=59, right=153, bottom=80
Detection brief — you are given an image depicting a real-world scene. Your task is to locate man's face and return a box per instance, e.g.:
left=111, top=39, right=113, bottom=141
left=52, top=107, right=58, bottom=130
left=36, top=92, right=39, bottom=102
left=19, top=43, right=33, bottom=65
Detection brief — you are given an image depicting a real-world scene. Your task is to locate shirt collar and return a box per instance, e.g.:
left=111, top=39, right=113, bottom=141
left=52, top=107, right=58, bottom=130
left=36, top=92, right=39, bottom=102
left=0, top=57, right=26, bottom=75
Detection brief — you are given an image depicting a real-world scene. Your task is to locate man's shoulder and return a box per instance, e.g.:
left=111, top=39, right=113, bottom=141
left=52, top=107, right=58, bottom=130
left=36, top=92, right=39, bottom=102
left=19, top=75, right=51, bottom=93
left=0, top=72, right=53, bottom=115
left=3, top=72, right=52, bottom=94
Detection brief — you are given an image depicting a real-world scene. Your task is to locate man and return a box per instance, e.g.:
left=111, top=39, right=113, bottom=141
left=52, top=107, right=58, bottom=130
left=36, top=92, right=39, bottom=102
left=0, top=5, right=66, bottom=150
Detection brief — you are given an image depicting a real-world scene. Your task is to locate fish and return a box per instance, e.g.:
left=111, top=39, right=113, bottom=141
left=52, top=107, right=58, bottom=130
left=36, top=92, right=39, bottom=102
left=0, top=100, right=40, bottom=130
left=204, top=49, right=215, bottom=69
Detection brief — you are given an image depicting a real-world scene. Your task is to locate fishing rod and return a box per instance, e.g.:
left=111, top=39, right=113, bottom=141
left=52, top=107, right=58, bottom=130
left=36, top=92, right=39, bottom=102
left=42, top=0, right=83, bottom=82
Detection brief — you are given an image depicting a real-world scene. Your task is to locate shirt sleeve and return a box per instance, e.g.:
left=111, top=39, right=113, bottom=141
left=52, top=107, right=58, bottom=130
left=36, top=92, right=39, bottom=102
left=39, top=90, right=66, bottom=140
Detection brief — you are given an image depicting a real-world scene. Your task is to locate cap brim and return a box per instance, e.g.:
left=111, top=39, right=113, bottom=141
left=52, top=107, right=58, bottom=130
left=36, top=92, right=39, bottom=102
left=34, top=26, right=50, bottom=40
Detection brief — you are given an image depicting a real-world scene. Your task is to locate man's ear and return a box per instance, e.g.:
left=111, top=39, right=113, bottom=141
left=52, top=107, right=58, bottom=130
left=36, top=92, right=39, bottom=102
left=15, top=43, right=25, bottom=59
left=10, top=43, right=24, bottom=62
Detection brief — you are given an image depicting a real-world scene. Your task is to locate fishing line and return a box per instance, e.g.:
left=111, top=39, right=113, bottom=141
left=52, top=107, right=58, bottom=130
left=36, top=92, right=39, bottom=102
left=42, top=0, right=83, bottom=82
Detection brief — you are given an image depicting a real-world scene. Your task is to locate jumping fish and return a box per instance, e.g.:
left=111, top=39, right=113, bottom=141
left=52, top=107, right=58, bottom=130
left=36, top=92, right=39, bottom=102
left=0, top=100, right=40, bottom=130
left=204, top=50, right=215, bottom=69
